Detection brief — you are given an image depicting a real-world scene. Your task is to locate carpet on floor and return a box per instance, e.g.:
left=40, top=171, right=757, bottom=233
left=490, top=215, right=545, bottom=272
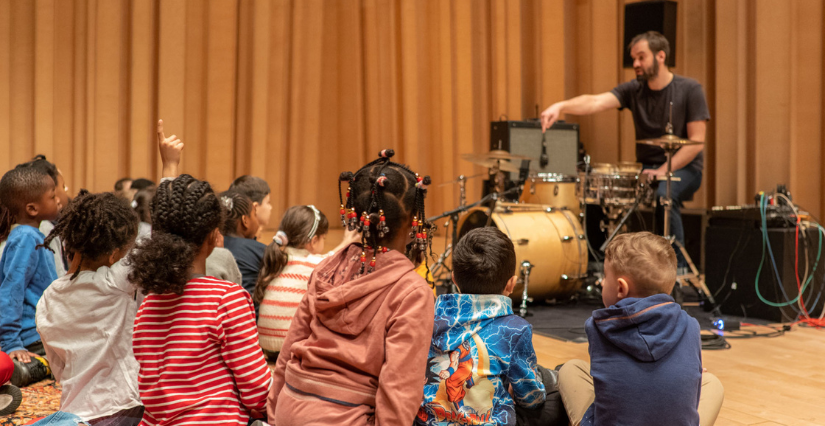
left=0, top=378, right=61, bottom=425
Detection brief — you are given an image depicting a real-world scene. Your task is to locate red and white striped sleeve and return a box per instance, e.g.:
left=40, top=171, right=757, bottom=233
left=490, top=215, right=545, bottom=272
left=216, top=285, right=272, bottom=412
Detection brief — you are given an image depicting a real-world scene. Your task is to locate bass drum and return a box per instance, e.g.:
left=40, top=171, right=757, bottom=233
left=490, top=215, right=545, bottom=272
left=457, top=204, right=587, bottom=301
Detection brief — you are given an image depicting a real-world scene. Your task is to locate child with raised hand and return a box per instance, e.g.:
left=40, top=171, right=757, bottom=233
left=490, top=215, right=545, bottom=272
left=0, top=166, right=61, bottom=386
left=129, top=120, right=271, bottom=425
left=220, top=190, right=266, bottom=300
left=33, top=190, right=144, bottom=425
left=558, top=232, right=724, bottom=426
left=253, top=205, right=359, bottom=359
left=266, top=149, right=435, bottom=425
left=416, top=227, right=547, bottom=426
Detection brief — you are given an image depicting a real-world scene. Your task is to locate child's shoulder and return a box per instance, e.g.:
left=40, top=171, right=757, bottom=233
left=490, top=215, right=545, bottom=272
left=7, top=224, right=44, bottom=243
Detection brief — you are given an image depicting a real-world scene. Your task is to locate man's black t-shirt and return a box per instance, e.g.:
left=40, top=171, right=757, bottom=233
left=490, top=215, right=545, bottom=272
left=610, top=74, right=710, bottom=170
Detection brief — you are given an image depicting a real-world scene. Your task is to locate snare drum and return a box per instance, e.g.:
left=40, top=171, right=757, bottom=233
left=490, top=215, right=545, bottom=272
left=578, top=163, right=642, bottom=206
left=457, top=203, right=587, bottom=301
left=521, top=173, right=581, bottom=215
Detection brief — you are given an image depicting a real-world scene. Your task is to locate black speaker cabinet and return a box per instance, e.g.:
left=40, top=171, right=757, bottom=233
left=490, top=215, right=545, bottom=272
left=704, top=224, right=824, bottom=322
left=489, top=120, right=579, bottom=180
left=623, top=1, right=677, bottom=68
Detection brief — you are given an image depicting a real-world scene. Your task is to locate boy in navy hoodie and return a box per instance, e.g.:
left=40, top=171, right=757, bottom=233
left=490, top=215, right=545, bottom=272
left=416, top=227, right=547, bottom=426
left=558, top=232, right=724, bottom=426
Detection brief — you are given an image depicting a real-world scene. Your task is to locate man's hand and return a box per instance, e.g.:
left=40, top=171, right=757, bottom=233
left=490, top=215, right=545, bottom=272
left=438, top=370, right=450, bottom=380
left=9, top=350, right=38, bottom=363
left=540, top=102, right=563, bottom=133
left=158, top=119, right=183, bottom=178
left=642, top=167, right=666, bottom=180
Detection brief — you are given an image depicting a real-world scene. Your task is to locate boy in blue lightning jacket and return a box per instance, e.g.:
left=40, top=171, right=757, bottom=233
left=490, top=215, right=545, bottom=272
left=416, top=227, right=546, bottom=426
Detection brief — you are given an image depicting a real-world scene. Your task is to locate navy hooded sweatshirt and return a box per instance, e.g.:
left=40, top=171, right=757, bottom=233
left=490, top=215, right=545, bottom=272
left=582, top=293, right=702, bottom=426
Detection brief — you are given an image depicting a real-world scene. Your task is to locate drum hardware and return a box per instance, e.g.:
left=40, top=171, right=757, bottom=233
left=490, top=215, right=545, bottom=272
left=519, top=261, right=534, bottom=317
left=439, top=173, right=485, bottom=209
left=516, top=239, right=529, bottom=245
left=427, top=187, right=521, bottom=293
left=637, top=102, right=715, bottom=306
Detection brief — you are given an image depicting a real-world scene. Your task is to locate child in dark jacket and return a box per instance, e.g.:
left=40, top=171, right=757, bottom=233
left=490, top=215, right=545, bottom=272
left=558, top=232, right=724, bottom=426
left=416, top=227, right=546, bottom=426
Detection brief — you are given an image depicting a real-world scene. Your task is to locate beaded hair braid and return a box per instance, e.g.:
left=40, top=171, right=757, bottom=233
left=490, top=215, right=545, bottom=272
left=338, top=149, right=433, bottom=276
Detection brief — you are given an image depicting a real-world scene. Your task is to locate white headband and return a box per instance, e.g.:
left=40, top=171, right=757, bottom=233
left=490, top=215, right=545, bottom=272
left=307, top=205, right=321, bottom=240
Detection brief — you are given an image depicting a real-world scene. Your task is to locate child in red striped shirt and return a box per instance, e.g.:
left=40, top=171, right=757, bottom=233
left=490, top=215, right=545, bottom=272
left=128, top=122, right=271, bottom=426
left=253, top=205, right=358, bottom=360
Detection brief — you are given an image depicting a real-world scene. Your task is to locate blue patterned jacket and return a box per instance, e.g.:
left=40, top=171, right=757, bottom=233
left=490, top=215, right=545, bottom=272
left=415, top=293, right=545, bottom=426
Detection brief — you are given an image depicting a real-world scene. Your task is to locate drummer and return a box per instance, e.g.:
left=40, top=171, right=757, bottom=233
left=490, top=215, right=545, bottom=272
left=539, top=31, right=709, bottom=268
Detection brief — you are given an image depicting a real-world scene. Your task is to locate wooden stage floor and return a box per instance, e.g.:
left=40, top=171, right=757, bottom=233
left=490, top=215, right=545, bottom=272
left=533, top=327, right=825, bottom=426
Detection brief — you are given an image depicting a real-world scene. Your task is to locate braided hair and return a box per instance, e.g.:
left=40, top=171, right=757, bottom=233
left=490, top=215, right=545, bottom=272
left=40, top=190, right=139, bottom=279
left=127, top=174, right=223, bottom=295
left=338, top=149, right=433, bottom=275
left=219, top=190, right=254, bottom=237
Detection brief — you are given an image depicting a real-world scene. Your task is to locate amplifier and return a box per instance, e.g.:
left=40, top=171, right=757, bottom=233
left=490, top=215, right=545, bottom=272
left=489, top=120, right=579, bottom=180
left=704, top=222, right=824, bottom=322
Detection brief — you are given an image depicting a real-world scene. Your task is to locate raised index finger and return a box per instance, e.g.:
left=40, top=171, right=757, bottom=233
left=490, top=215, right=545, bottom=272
left=157, top=119, right=166, bottom=142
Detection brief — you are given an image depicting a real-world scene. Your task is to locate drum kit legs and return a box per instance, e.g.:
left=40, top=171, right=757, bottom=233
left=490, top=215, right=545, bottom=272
left=431, top=120, right=716, bottom=316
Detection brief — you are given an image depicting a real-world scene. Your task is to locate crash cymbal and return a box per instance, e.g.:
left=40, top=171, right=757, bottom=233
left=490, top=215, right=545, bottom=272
left=460, top=150, right=534, bottom=173
left=637, top=134, right=704, bottom=149
left=460, top=156, right=521, bottom=172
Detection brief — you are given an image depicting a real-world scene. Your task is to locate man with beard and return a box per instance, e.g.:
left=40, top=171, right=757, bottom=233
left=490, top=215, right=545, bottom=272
left=540, top=31, right=709, bottom=268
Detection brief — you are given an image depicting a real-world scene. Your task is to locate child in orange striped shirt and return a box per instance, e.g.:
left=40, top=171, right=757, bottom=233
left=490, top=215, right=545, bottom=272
left=254, top=205, right=357, bottom=359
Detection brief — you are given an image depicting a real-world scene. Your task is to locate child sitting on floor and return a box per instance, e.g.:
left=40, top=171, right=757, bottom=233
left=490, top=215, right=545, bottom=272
left=0, top=167, right=61, bottom=387
left=221, top=190, right=266, bottom=301
left=34, top=191, right=144, bottom=426
left=558, top=231, right=725, bottom=426
left=416, top=227, right=547, bottom=426
left=265, top=150, right=435, bottom=425
left=254, top=205, right=358, bottom=360
left=128, top=121, right=271, bottom=425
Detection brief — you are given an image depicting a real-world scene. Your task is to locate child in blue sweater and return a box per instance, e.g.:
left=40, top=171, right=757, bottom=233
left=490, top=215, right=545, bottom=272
left=0, top=167, right=61, bottom=386
left=558, top=232, right=724, bottom=426
left=416, top=227, right=546, bottom=426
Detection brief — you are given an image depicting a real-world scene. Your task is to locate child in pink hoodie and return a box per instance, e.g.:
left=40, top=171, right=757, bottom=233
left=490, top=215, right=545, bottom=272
left=267, top=150, right=436, bottom=425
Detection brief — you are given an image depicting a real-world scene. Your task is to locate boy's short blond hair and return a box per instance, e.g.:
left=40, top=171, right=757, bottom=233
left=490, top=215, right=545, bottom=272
left=604, top=232, right=677, bottom=296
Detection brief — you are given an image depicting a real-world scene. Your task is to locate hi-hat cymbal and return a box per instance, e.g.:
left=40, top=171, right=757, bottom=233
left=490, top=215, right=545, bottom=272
left=460, top=150, right=534, bottom=173
left=637, top=134, right=705, bottom=149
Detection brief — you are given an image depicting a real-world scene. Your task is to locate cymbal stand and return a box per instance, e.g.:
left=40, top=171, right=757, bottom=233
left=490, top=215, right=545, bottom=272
left=660, top=102, right=716, bottom=306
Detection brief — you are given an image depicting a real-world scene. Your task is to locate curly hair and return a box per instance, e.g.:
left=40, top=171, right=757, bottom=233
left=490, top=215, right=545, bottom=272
left=219, top=190, right=254, bottom=236
left=127, top=174, right=223, bottom=295
left=253, top=205, right=329, bottom=304
left=41, top=190, right=139, bottom=279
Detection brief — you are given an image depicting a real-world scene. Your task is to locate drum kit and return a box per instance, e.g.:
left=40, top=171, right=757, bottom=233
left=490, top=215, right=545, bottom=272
left=429, top=123, right=714, bottom=317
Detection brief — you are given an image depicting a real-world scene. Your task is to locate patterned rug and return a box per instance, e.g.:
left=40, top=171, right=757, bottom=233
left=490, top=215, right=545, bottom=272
left=0, top=379, right=61, bottom=426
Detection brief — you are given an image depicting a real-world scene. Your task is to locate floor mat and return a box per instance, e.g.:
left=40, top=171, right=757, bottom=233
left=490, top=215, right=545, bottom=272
left=0, top=378, right=61, bottom=425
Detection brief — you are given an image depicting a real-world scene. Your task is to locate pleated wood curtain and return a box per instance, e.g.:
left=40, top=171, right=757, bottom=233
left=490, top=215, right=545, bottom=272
left=2, top=0, right=825, bottom=229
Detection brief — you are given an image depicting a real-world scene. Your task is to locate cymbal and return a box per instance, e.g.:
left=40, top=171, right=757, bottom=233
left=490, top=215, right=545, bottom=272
left=438, top=173, right=486, bottom=187
left=461, top=150, right=533, bottom=173
left=637, top=134, right=704, bottom=149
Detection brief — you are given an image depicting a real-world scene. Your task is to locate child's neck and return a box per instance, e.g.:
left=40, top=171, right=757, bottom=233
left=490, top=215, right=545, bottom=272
left=17, top=216, right=42, bottom=229
left=68, top=254, right=113, bottom=275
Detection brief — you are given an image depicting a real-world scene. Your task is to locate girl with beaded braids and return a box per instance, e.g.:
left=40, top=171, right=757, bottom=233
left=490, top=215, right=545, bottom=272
left=128, top=120, right=271, bottom=425
left=33, top=191, right=146, bottom=425
left=267, top=149, right=435, bottom=426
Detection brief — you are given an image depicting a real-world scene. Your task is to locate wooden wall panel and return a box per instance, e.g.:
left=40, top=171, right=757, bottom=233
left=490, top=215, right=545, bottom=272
left=4, top=0, right=825, bottom=225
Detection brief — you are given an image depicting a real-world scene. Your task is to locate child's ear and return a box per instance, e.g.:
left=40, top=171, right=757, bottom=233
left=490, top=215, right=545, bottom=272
left=617, top=277, right=631, bottom=300
left=25, top=202, right=39, bottom=217
left=241, top=214, right=250, bottom=230
left=502, top=276, right=517, bottom=297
